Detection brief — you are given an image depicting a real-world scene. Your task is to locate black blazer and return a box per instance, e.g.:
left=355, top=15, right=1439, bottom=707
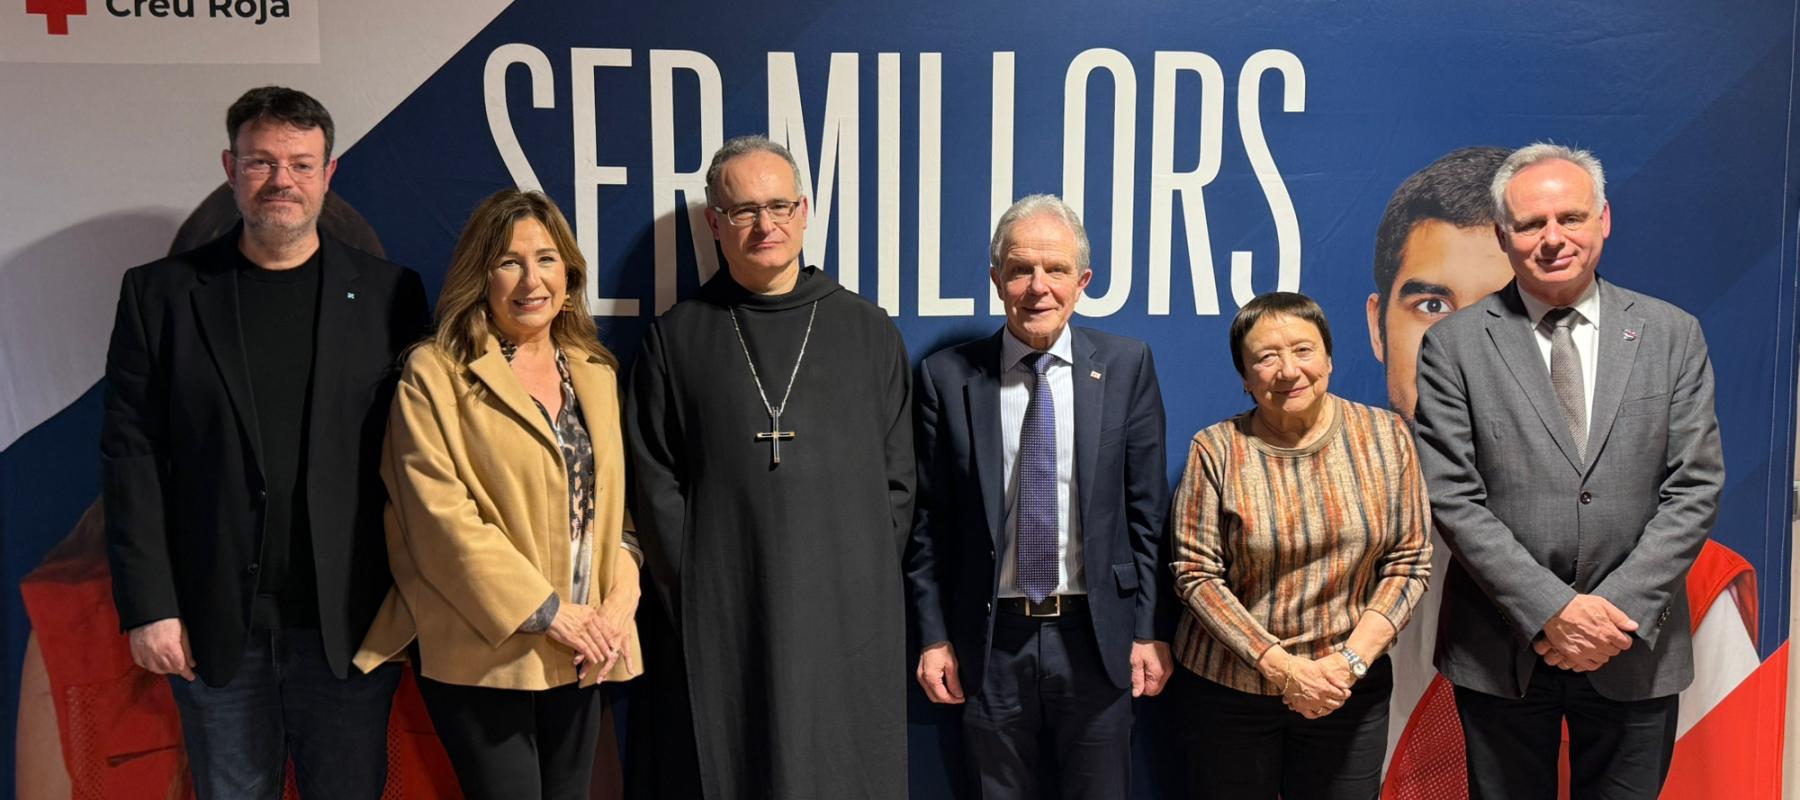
left=905, top=326, right=1171, bottom=691
left=101, top=228, right=429, bottom=686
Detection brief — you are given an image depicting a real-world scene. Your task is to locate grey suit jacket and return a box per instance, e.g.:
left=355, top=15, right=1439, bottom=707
left=1411, top=278, right=1723, bottom=701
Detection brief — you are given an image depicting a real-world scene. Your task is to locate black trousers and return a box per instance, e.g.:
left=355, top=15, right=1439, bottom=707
left=963, top=607, right=1134, bottom=800
left=1455, top=661, right=1679, bottom=800
left=1176, top=656, right=1392, bottom=800
left=415, top=675, right=606, bottom=800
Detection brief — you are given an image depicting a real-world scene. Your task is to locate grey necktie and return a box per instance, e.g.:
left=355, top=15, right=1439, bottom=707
left=1542, top=307, right=1587, bottom=459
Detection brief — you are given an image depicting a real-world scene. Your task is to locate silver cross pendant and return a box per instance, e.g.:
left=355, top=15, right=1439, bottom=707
left=755, top=411, right=796, bottom=465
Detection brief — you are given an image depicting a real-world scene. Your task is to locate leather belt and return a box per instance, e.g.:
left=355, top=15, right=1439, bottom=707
left=996, top=594, right=1088, bottom=618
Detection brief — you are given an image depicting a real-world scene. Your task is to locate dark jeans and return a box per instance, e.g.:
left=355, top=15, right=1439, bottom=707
left=1455, top=661, right=1679, bottom=800
left=167, top=626, right=400, bottom=800
left=963, top=606, right=1134, bottom=800
left=1176, top=656, right=1392, bottom=800
left=416, top=675, right=607, bottom=800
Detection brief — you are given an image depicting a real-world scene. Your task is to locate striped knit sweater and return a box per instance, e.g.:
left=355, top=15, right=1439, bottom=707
left=1171, top=394, right=1432, bottom=695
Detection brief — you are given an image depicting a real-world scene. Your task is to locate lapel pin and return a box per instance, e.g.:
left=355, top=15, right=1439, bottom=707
left=1090, top=370, right=1102, bottom=380
left=1623, top=328, right=1638, bottom=341
left=346, top=291, right=357, bottom=300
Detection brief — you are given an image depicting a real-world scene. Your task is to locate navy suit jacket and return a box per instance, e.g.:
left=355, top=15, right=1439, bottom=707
left=904, top=326, right=1170, bottom=691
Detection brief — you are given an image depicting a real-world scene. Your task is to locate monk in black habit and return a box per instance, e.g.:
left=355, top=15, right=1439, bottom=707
left=625, top=136, right=914, bottom=799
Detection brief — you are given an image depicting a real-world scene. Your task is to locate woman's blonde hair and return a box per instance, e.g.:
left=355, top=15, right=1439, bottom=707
left=432, top=188, right=616, bottom=368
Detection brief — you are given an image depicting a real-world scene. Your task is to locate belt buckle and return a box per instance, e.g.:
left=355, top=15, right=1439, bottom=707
left=1026, top=595, right=1062, bottom=618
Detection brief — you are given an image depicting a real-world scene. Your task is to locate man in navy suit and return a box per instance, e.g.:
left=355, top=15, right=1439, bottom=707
left=905, top=194, right=1171, bottom=798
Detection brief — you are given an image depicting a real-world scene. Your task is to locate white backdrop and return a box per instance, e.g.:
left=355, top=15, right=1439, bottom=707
left=0, top=0, right=511, bottom=449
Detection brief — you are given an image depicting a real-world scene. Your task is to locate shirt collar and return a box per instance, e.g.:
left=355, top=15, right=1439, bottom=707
left=1519, top=277, right=1602, bottom=328
left=1001, top=324, right=1075, bottom=371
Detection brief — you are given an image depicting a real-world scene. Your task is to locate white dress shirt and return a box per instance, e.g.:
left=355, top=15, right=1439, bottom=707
left=998, top=326, right=1084, bottom=598
left=1518, top=278, right=1601, bottom=426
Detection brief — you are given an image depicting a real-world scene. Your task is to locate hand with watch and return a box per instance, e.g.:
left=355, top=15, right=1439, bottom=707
left=1307, top=645, right=1365, bottom=702
left=1298, top=613, right=1394, bottom=718
left=1265, top=651, right=1351, bottom=721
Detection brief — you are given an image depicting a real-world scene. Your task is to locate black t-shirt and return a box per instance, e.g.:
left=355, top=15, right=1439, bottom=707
left=235, top=245, right=322, bottom=629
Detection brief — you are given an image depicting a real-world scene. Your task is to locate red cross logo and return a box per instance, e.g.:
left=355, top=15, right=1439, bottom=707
left=26, top=0, right=87, bottom=35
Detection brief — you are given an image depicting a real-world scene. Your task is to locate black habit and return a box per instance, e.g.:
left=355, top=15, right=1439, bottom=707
left=625, top=266, right=914, bottom=799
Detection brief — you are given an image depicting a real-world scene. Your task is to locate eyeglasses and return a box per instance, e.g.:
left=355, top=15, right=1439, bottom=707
left=713, top=199, right=801, bottom=227
left=234, top=155, right=325, bottom=182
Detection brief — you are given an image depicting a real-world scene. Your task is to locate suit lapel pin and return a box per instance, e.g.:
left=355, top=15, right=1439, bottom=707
left=1623, top=328, right=1638, bottom=341
left=346, top=291, right=357, bottom=300
left=1090, top=370, right=1102, bottom=380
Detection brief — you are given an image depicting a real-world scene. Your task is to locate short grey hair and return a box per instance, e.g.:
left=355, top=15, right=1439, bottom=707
left=704, top=135, right=805, bottom=207
left=1491, top=142, right=1607, bottom=222
left=989, top=194, right=1092, bottom=273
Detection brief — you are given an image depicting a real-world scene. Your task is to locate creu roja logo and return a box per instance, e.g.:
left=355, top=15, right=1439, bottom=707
left=28, top=0, right=291, bottom=34
left=25, top=0, right=84, bottom=34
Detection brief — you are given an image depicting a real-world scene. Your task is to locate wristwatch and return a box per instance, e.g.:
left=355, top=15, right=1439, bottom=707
left=1338, top=646, right=1368, bottom=680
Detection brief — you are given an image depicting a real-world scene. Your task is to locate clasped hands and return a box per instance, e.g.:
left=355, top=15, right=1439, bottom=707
left=1534, top=593, right=1639, bottom=672
left=1261, top=647, right=1355, bottom=720
left=547, top=600, right=634, bottom=680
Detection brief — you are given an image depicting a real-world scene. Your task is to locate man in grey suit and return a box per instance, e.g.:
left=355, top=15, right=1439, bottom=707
left=1411, top=143, right=1724, bottom=799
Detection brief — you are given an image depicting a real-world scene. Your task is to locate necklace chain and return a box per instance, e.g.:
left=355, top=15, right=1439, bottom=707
left=728, top=301, right=819, bottom=419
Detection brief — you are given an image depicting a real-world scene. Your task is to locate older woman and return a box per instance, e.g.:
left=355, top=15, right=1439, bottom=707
left=354, top=189, right=641, bottom=799
left=1170, top=291, right=1431, bottom=800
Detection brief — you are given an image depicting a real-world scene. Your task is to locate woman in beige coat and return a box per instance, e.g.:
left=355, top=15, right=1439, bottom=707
left=354, top=189, right=641, bottom=800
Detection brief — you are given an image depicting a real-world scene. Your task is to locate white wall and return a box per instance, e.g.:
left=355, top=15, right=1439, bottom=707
left=0, top=1, right=513, bottom=450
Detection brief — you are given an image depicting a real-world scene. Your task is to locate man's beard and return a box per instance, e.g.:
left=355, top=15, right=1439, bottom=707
left=242, top=192, right=319, bottom=243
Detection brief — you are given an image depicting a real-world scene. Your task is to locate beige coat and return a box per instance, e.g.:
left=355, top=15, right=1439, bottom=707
left=353, top=337, right=642, bottom=689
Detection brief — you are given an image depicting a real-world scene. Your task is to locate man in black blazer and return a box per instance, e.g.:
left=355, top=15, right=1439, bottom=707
left=102, top=86, right=428, bottom=799
left=905, top=194, right=1171, bottom=798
